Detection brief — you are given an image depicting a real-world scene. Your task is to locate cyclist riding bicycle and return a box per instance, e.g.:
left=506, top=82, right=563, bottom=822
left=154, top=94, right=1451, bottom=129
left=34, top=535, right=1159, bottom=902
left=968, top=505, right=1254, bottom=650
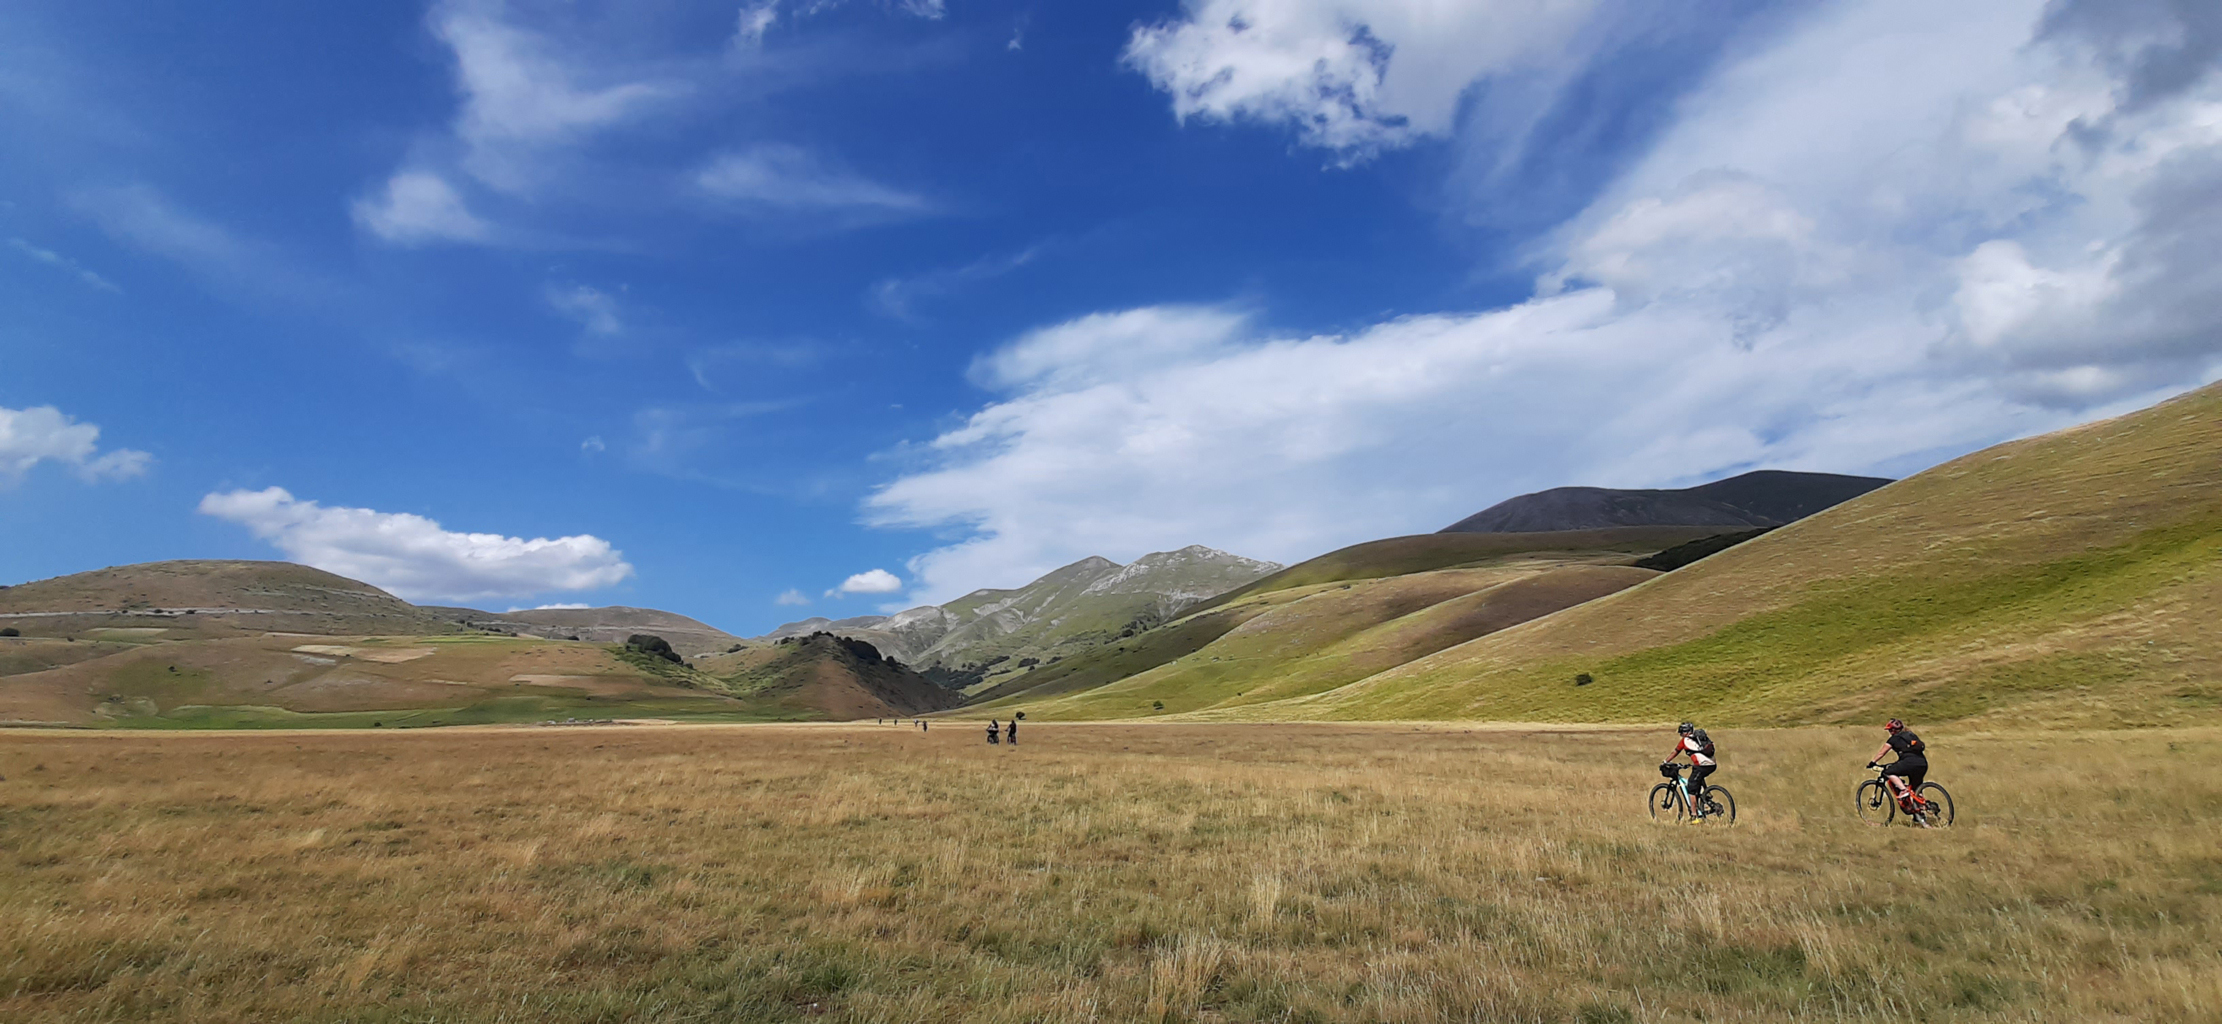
left=1866, top=718, right=1929, bottom=812
left=1663, top=722, right=1718, bottom=822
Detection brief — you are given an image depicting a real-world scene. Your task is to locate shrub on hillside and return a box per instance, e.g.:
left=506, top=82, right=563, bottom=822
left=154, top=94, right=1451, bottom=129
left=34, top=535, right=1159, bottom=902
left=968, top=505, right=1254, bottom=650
left=624, top=634, right=682, bottom=664
left=0, top=627, right=18, bottom=637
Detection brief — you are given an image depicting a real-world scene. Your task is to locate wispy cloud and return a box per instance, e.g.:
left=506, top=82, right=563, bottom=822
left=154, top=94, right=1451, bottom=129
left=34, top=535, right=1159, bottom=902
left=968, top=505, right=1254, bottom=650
left=7, top=237, right=120, bottom=292
left=696, top=144, right=929, bottom=216
left=870, top=246, right=1040, bottom=322
left=199, top=486, right=634, bottom=604
left=545, top=283, right=624, bottom=336
left=775, top=588, right=812, bottom=606
left=0, top=404, right=151, bottom=484
left=434, top=0, right=684, bottom=193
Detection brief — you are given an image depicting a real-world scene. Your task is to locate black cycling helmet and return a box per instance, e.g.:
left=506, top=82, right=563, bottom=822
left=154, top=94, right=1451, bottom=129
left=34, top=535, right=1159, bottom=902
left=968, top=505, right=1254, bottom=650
left=1677, top=722, right=1695, bottom=735
left=1884, top=718, right=1904, bottom=732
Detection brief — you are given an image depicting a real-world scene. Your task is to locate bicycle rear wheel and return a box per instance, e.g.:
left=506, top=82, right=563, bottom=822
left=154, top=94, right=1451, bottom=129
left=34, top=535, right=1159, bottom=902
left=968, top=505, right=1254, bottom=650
left=1855, top=779, right=1895, bottom=826
left=1702, top=786, right=1736, bottom=825
left=1916, top=782, right=1954, bottom=827
left=1649, top=783, right=1685, bottom=823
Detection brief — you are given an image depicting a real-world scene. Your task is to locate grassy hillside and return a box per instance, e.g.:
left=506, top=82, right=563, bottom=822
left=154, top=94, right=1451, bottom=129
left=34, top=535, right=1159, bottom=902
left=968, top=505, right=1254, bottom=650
left=1193, top=527, right=1718, bottom=611
left=0, top=632, right=800, bottom=728
left=694, top=634, right=962, bottom=719
left=976, top=553, right=1663, bottom=720
left=0, top=560, right=459, bottom=639
left=1258, top=381, right=2222, bottom=727
left=474, top=606, right=748, bottom=656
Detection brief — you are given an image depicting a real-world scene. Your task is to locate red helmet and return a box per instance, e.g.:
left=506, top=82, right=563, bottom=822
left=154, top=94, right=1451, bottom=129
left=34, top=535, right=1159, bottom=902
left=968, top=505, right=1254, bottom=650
left=1884, top=718, right=1904, bottom=732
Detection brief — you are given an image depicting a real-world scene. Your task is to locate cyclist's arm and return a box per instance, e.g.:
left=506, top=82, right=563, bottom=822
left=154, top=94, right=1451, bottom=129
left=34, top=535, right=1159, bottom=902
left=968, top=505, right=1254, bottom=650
left=1867, top=742, right=1892, bottom=765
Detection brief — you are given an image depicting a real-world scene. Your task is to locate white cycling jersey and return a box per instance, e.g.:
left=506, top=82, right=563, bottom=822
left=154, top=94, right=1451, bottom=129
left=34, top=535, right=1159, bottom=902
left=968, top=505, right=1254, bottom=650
left=1677, top=734, right=1715, bottom=767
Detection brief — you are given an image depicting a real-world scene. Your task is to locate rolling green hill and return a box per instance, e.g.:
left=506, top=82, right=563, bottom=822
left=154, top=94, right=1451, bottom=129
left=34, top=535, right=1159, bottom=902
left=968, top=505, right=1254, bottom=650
left=969, top=529, right=1700, bottom=718
left=1240, top=380, right=2222, bottom=727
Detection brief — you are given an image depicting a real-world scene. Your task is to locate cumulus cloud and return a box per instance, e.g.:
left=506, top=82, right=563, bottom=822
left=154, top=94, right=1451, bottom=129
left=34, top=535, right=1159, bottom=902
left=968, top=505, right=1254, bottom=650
left=1125, top=0, right=1601, bottom=159
left=0, top=405, right=151, bottom=484
left=775, top=588, right=812, bottom=606
left=827, top=569, right=902, bottom=598
left=696, top=145, right=928, bottom=214
left=198, top=487, right=635, bottom=604
left=871, top=0, right=2222, bottom=604
left=351, top=171, right=491, bottom=245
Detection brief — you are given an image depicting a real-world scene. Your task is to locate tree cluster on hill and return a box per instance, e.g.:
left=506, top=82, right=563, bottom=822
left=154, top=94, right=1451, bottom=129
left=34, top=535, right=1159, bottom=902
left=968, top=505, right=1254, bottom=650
left=624, top=634, right=681, bottom=664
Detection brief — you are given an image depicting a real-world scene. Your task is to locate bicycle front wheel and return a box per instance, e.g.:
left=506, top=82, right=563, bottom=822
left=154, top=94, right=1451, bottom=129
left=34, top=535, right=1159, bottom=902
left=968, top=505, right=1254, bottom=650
left=1916, top=782, right=1954, bottom=827
left=1703, top=786, right=1736, bottom=825
left=1649, top=783, right=1684, bottom=823
left=1855, top=780, right=1895, bottom=826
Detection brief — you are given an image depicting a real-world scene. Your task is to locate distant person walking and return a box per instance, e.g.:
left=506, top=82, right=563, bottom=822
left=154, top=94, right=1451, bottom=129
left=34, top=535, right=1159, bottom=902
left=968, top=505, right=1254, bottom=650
left=986, top=719, right=1000, bottom=745
left=1005, top=718, right=1017, bottom=745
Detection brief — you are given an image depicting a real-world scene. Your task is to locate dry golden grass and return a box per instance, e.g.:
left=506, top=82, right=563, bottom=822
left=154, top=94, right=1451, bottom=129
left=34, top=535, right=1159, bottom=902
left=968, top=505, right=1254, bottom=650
left=3, top=722, right=2218, bottom=1023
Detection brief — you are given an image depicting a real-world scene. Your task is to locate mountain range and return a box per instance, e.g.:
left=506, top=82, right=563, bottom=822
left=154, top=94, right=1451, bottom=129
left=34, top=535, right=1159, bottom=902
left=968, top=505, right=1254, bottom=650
left=8, top=378, right=2214, bottom=731
left=759, top=545, right=1284, bottom=690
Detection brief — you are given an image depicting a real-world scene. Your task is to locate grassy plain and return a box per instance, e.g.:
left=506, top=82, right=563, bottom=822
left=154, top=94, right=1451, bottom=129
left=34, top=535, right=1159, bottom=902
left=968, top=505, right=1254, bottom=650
left=4, top=723, right=2218, bottom=1023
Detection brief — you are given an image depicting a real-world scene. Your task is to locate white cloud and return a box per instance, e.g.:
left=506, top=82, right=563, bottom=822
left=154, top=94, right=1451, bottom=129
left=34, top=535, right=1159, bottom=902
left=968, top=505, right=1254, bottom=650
left=870, top=246, right=1041, bottom=323
left=351, top=171, right=491, bottom=245
left=0, top=405, right=151, bottom=484
left=7, top=237, right=120, bottom=292
left=870, top=0, right=2222, bottom=604
left=546, top=283, right=624, bottom=336
left=509, top=602, right=590, bottom=611
left=696, top=145, right=928, bottom=214
left=735, top=2, right=780, bottom=48
left=433, top=1, right=683, bottom=192
left=775, top=588, right=812, bottom=606
left=581, top=435, right=607, bottom=454
left=1125, top=0, right=1601, bottom=159
left=198, top=487, right=635, bottom=604
left=71, top=183, right=251, bottom=268
left=827, top=569, right=902, bottom=597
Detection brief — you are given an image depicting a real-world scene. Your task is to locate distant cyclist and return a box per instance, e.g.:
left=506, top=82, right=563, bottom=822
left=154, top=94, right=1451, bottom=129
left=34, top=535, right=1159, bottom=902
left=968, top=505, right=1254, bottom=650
left=1867, top=718, right=1928, bottom=811
left=1664, top=722, right=1718, bottom=821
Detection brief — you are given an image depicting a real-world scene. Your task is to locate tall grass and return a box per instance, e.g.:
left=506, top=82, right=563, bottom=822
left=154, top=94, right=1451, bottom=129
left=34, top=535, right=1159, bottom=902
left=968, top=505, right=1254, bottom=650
left=2, top=723, right=2216, bottom=1022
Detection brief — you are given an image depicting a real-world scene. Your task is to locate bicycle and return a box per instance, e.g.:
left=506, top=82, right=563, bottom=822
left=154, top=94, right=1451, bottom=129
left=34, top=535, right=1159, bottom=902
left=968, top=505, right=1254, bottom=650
left=1856, top=766, right=1954, bottom=828
left=1649, top=763, right=1735, bottom=825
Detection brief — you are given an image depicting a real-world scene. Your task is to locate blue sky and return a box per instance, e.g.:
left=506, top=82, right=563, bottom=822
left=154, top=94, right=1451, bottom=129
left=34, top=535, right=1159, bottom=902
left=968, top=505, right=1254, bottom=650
left=4, top=0, right=2220, bottom=634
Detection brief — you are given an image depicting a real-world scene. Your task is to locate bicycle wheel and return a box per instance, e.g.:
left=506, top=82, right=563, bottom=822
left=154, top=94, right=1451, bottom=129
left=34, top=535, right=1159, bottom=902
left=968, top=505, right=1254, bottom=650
left=1916, top=782, right=1954, bottom=828
left=1855, top=780, right=1895, bottom=826
left=1649, top=783, right=1685, bottom=823
left=1702, top=786, right=1736, bottom=825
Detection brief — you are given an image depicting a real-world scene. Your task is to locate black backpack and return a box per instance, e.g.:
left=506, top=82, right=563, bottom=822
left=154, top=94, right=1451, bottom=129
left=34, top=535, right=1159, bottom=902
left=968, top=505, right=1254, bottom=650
left=1691, top=728, right=1716, bottom=758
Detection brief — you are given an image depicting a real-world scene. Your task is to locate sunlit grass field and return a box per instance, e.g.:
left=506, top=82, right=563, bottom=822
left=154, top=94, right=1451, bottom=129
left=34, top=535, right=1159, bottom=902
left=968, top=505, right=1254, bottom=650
left=3, top=723, right=2217, bottom=1022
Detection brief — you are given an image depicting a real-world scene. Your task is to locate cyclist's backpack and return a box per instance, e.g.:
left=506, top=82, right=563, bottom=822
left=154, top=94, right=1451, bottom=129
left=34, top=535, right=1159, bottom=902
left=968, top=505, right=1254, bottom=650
left=1691, top=728, right=1715, bottom=758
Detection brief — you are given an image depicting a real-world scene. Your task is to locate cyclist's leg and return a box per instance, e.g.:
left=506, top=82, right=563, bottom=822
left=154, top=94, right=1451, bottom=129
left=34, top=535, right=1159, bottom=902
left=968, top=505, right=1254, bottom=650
left=1689, top=764, right=1716, bottom=805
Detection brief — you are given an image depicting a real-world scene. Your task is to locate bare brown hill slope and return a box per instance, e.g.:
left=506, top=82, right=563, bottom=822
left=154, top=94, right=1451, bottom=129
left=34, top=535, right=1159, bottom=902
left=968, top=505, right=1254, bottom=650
left=463, top=606, right=747, bottom=655
left=1265, top=380, right=2222, bottom=727
left=0, top=633, right=756, bottom=728
left=0, top=560, right=457, bottom=639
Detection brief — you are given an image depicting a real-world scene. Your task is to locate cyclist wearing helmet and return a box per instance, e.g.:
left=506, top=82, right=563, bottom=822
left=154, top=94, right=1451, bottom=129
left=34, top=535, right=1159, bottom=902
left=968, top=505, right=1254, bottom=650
left=1664, top=722, right=1717, bottom=820
left=1867, top=719, right=1928, bottom=810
